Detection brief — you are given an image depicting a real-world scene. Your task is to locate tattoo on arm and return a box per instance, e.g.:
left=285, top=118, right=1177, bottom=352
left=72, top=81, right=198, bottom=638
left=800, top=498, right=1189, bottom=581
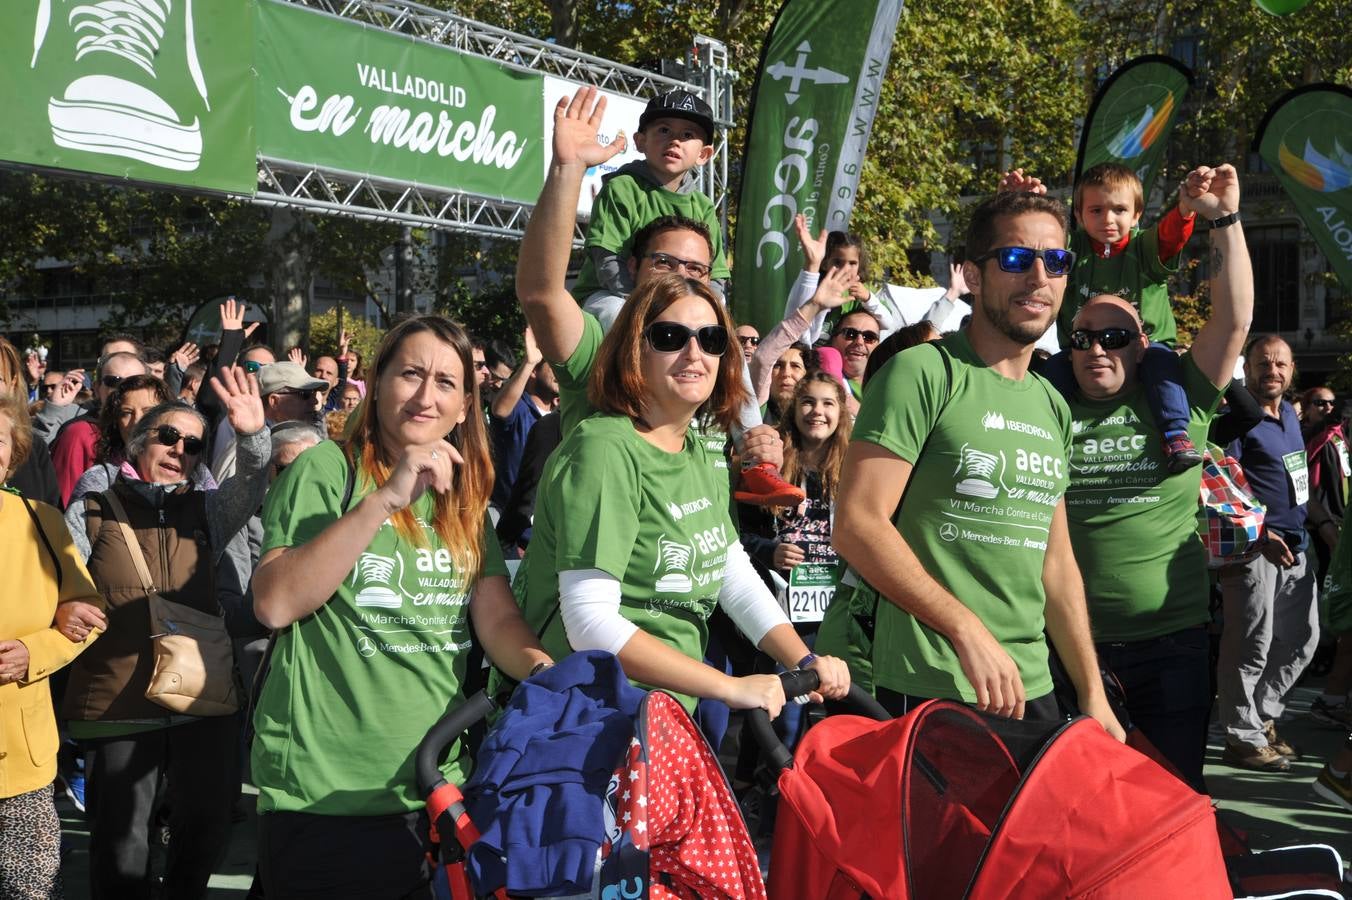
left=1210, top=244, right=1223, bottom=271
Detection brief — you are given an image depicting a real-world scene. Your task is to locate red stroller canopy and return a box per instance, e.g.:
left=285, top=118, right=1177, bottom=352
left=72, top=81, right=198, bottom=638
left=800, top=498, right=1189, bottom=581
left=768, top=701, right=1230, bottom=899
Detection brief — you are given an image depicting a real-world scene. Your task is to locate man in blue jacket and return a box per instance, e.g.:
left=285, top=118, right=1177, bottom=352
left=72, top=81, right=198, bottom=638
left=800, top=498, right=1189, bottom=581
left=1218, top=334, right=1319, bottom=772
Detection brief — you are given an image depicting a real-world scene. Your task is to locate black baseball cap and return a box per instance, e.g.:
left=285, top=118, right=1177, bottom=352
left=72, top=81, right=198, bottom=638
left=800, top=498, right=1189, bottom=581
left=637, top=90, right=715, bottom=143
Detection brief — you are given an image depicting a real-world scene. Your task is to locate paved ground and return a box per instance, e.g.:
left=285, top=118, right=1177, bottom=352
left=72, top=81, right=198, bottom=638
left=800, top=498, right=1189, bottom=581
left=53, top=684, right=1351, bottom=897
left=56, top=782, right=257, bottom=897
left=1206, top=684, right=1352, bottom=867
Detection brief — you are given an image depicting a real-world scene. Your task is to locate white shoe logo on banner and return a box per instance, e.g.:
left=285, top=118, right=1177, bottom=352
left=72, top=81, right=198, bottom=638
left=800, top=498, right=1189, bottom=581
left=33, top=0, right=209, bottom=171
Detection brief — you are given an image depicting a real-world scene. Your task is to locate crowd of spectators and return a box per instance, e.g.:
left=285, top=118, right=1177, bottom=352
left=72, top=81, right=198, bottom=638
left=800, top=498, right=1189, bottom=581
left=1, top=85, right=1350, bottom=898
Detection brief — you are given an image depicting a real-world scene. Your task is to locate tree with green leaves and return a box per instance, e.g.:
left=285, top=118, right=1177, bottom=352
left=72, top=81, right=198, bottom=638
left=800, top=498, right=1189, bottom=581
left=0, top=170, right=272, bottom=342
left=4, top=0, right=1348, bottom=356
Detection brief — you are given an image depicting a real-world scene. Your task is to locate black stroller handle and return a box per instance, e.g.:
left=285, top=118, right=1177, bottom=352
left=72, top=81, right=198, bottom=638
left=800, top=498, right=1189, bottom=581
left=745, top=670, right=890, bottom=773
left=415, top=689, right=498, bottom=797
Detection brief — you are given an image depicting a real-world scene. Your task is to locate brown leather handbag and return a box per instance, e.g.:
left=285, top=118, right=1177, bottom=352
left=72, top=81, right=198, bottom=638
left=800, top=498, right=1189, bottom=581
left=103, top=491, right=239, bottom=716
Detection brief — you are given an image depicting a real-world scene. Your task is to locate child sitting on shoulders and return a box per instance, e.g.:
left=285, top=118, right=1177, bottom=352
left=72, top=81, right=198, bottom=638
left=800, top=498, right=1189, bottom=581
left=1002, top=163, right=1203, bottom=473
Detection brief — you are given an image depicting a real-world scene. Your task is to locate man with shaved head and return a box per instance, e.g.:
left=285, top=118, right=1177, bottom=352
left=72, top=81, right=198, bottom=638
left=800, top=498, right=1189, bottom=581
left=1063, top=164, right=1251, bottom=788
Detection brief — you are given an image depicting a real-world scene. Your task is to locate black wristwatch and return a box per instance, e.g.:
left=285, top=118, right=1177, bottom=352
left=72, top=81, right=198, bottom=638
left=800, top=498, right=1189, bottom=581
left=1209, top=211, right=1241, bottom=230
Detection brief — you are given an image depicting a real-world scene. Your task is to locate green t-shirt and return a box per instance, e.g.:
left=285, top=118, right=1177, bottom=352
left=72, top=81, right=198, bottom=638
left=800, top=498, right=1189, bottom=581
left=1064, top=355, right=1223, bottom=642
left=554, top=312, right=604, bottom=439
left=518, top=416, right=734, bottom=711
left=571, top=170, right=730, bottom=299
left=251, top=441, right=507, bottom=815
left=1058, top=225, right=1179, bottom=348
left=523, top=311, right=735, bottom=709
left=852, top=333, right=1071, bottom=703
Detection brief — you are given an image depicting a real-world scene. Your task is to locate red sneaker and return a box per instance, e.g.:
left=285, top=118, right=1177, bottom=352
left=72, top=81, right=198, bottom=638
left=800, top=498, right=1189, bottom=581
left=733, top=463, right=806, bottom=507
left=1162, top=430, right=1203, bottom=474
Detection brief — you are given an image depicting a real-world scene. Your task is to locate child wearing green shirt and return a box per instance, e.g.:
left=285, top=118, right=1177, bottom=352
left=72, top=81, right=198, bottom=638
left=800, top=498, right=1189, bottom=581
left=1002, top=163, right=1203, bottom=474
left=573, top=90, right=727, bottom=320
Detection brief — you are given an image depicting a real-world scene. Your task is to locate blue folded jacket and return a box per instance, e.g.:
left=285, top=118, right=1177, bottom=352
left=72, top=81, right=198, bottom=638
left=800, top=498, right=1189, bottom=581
left=464, top=650, right=646, bottom=896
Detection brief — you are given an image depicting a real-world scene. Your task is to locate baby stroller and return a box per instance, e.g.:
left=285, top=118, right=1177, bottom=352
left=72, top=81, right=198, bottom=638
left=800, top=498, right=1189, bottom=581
left=745, top=671, right=1233, bottom=899
left=415, top=651, right=765, bottom=899
left=1099, top=672, right=1347, bottom=900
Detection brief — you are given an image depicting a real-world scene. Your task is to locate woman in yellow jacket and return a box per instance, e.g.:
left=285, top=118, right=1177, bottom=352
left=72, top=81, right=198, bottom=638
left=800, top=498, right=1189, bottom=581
left=0, top=389, right=105, bottom=898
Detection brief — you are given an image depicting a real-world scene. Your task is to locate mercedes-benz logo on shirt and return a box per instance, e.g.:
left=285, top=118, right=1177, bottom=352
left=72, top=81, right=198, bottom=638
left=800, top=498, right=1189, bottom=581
left=938, top=523, right=959, bottom=543
left=356, top=636, right=377, bottom=658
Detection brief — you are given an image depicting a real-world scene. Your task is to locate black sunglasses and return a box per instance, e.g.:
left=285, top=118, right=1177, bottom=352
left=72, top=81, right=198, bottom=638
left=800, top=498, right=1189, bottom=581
left=100, top=374, right=125, bottom=388
left=975, top=246, right=1076, bottom=277
left=834, top=326, right=880, bottom=345
left=737, top=335, right=761, bottom=347
left=1069, top=328, right=1140, bottom=352
left=645, top=321, right=729, bottom=356
left=152, top=424, right=205, bottom=455
left=1312, top=398, right=1337, bottom=408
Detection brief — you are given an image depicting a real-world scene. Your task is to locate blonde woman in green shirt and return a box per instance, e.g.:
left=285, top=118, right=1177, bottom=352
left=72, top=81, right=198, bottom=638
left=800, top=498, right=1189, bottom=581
left=249, top=315, right=552, bottom=898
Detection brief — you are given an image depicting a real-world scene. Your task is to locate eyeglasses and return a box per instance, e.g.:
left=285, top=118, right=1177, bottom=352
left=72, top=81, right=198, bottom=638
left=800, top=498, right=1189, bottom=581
left=834, top=327, right=880, bottom=345
left=645, top=321, right=729, bottom=356
left=473, top=360, right=489, bottom=371
left=974, top=246, right=1077, bottom=277
left=645, top=252, right=712, bottom=281
left=737, top=335, right=761, bottom=347
left=242, top=360, right=263, bottom=374
left=1069, top=328, right=1140, bottom=351
left=100, top=374, right=125, bottom=388
left=273, top=389, right=318, bottom=401
left=1312, top=398, right=1337, bottom=408
left=152, top=424, right=205, bottom=455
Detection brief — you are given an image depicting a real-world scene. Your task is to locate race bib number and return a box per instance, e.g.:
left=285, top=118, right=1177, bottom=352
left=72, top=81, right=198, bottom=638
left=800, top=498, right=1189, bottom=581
left=1336, top=438, right=1351, bottom=480
left=1283, top=450, right=1310, bottom=506
left=785, top=563, right=839, bottom=624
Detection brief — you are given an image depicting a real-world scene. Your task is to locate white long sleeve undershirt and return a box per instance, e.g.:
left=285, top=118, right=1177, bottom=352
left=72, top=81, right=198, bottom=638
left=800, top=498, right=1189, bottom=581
left=558, top=541, right=788, bottom=655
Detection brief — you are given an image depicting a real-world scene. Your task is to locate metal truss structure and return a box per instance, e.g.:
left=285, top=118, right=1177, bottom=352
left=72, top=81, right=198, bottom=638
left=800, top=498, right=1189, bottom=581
left=250, top=0, right=735, bottom=242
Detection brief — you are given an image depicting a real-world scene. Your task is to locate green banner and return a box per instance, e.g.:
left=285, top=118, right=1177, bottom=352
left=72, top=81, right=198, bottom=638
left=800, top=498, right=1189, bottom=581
left=730, top=0, right=904, bottom=335
left=254, top=0, right=545, bottom=204
left=1255, top=84, right=1352, bottom=289
left=1074, top=55, right=1193, bottom=199
left=0, top=0, right=256, bottom=193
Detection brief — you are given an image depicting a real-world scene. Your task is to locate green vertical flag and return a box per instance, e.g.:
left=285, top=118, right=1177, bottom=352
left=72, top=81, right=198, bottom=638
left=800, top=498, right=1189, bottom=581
left=1075, top=55, right=1193, bottom=199
left=1254, top=84, right=1352, bottom=289
left=730, top=0, right=903, bottom=336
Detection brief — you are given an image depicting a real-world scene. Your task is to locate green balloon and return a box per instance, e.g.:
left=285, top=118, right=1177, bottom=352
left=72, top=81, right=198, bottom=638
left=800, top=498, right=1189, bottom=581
left=1254, top=0, right=1312, bottom=13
